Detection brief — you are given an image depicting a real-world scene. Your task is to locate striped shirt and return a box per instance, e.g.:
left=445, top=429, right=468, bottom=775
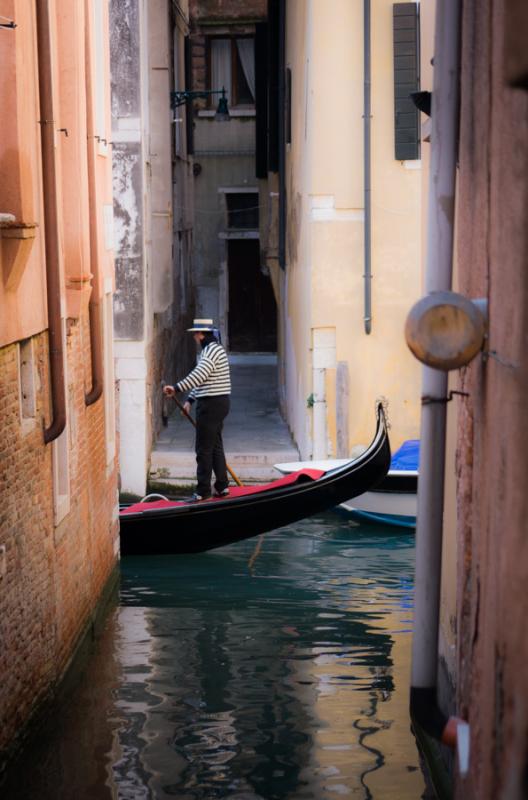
left=176, top=341, right=231, bottom=401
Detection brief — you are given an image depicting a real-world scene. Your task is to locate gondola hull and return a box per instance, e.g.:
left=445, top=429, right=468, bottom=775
left=119, top=404, right=390, bottom=555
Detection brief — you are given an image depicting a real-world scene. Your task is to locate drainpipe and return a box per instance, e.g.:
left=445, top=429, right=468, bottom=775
left=409, top=0, right=468, bottom=769
left=278, top=0, right=286, bottom=269
left=84, top=0, right=104, bottom=406
left=37, top=0, right=66, bottom=444
left=363, top=0, right=372, bottom=335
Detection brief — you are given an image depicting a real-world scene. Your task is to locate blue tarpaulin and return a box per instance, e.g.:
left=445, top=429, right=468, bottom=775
left=390, top=439, right=420, bottom=471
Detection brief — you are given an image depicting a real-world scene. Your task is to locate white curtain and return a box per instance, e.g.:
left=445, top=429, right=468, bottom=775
left=236, top=39, right=255, bottom=101
left=211, top=39, right=231, bottom=103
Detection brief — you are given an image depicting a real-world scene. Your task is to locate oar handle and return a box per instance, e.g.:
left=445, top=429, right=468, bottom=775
left=171, top=393, right=197, bottom=428
left=168, top=393, right=244, bottom=487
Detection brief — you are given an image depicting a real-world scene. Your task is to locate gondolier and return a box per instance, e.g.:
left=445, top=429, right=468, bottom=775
left=163, top=319, right=231, bottom=501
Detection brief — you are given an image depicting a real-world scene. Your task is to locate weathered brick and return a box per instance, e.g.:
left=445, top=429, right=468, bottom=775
left=0, top=327, right=119, bottom=764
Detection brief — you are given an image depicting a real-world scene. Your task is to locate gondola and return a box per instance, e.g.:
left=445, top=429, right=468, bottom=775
left=275, top=439, right=419, bottom=530
left=119, top=403, right=390, bottom=555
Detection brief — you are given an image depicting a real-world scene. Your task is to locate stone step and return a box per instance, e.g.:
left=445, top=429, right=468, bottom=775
left=150, top=450, right=297, bottom=485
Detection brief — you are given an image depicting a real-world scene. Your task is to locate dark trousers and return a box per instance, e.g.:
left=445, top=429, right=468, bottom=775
left=195, top=395, right=230, bottom=497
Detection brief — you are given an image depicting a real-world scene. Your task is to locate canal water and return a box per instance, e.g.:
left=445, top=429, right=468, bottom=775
left=2, top=513, right=426, bottom=799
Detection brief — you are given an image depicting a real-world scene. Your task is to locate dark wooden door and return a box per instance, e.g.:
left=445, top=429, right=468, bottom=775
left=228, top=240, right=277, bottom=351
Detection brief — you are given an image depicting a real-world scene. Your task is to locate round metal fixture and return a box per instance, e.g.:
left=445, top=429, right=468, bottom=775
left=405, top=291, right=487, bottom=370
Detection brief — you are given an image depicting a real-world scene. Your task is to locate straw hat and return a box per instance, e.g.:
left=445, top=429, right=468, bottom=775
left=186, top=318, right=215, bottom=332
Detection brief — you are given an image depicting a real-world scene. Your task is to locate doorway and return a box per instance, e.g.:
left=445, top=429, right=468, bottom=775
left=227, top=239, right=277, bottom=352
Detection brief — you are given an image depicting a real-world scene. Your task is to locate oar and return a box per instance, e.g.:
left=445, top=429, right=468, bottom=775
left=168, top=394, right=244, bottom=487
left=169, top=391, right=265, bottom=570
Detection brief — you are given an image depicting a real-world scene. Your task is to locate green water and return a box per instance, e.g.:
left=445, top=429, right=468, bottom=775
left=2, top=513, right=425, bottom=799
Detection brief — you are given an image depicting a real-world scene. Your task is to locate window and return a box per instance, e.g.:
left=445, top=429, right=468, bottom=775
left=393, top=3, right=420, bottom=161
left=226, top=193, right=259, bottom=229
left=209, top=37, right=255, bottom=108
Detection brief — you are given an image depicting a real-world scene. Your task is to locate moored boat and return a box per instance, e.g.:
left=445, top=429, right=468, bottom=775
left=275, top=439, right=419, bottom=530
left=119, top=403, right=391, bottom=555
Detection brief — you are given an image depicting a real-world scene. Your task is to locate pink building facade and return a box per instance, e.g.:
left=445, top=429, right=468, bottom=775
left=412, top=1, right=528, bottom=797
left=453, top=1, right=528, bottom=796
left=0, top=0, right=119, bottom=769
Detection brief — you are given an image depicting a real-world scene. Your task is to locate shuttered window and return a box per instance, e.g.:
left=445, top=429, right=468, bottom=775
left=393, top=3, right=420, bottom=160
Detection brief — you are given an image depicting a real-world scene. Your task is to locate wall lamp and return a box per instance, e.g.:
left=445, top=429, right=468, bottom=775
left=170, top=87, right=230, bottom=121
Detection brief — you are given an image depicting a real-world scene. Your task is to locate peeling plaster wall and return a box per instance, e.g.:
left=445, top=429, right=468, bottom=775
left=110, top=0, right=195, bottom=496
left=110, top=0, right=144, bottom=341
left=110, top=0, right=148, bottom=496
left=112, top=144, right=144, bottom=339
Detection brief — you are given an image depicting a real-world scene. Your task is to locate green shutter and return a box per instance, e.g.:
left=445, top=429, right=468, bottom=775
left=393, top=3, right=420, bottom=160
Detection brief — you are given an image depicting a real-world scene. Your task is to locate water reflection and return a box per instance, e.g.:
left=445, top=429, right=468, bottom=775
left=1, top=514, right=424, bottom=799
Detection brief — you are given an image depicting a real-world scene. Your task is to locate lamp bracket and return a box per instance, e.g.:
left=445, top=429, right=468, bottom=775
left=170, top=88, right=226, bottom=109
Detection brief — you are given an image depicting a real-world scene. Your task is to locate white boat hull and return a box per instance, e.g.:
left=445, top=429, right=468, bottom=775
left=274, top=460, right=417, bottom=529
left=339, top=490, right=417, bottom=518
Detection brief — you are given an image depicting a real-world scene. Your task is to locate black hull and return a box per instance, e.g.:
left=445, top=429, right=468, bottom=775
left=120, top=405, right=391, bottom=555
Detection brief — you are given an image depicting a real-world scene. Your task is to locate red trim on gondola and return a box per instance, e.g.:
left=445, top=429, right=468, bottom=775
left=121, top=468, right=326, bottom=515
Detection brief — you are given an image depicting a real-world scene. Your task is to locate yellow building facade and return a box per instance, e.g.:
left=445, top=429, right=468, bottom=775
left=273, top=0, right=423, bottom=459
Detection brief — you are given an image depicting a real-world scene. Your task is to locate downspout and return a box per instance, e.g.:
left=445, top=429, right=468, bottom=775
left=278, top=0, right=286, bottom=269
left=409, top=0, right=468, bottom=765
left=84, top=0, right=104, bottom=406
left=363, top=0, right=372, bottom=335
left=36, top=0, right=66, bottom=444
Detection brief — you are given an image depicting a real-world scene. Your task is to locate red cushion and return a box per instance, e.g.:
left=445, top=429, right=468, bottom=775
left=121, top=468, right=326, bottom=514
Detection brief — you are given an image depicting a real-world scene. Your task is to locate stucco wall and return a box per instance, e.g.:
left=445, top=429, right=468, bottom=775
left=0, top=0, right=47, bottom=346
left=284, top=0, right=422, bottom=459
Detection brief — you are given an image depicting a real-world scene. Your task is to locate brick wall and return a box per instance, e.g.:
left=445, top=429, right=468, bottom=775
left=0, top=321, right=119, bottom=767
left=189, top=0, right=266, bottom=25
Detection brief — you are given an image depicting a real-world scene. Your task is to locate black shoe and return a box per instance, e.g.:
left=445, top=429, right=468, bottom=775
left=213, top=488, right=229, bottom=498
left=190, top=492, right=211, bottom=502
